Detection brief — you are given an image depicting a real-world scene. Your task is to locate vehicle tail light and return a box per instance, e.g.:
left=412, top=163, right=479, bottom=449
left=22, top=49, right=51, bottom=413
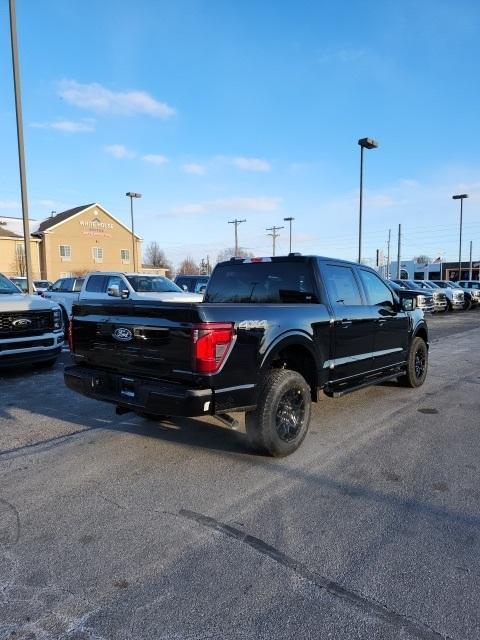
left=191, top=322, right=234, bottom=373
left=68, top=318, right=74, bottom=352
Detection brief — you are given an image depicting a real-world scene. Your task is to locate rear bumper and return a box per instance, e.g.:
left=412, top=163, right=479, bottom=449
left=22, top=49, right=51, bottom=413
left=64, top=365, right=256, bottom=416
left=64, top=365, right=209, bottom=417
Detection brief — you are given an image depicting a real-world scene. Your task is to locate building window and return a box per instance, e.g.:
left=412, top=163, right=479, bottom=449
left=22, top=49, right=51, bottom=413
left=59, top=245, right=71, bottom=260
left=121, top=249, right=130, bottom=263
left=92, top=247, right=103, bottom=262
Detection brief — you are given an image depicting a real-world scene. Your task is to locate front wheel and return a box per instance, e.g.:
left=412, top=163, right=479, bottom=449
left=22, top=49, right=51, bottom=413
left=464, top=298, right=472, bottom=311
left=398, top=337, right=428, bottom=388
left=245, top=369, right=312, bottom=457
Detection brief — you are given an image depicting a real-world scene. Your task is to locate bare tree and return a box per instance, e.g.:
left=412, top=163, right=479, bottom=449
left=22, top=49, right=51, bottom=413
left=13, top=244, right=26, bottom=276
left=413, top=255, right=432, bottom=264
left=216, top=247, right=254, bottom=263
left=144, top=242, right=172, bottom=275
left=178, top=256, right=199, bottom=275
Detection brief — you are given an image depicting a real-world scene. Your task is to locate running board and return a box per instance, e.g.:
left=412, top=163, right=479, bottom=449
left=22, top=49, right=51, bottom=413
left=325, top=372, right=402, bottom=398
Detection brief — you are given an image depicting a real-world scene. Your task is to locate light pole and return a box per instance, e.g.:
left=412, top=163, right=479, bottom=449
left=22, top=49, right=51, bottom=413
left=357, top=137, right=379, bottom=264
left=126, top=192, right=141, bottom=271
left=283, top=217, right=295, bottom=253
left=452, top=194, right=468, bottom=280
left=9, top=0, right=33, bottom=293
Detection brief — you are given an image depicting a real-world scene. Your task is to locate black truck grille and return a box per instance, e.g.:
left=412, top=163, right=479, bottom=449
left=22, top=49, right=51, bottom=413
left=0, top=311, right=54, bottom=336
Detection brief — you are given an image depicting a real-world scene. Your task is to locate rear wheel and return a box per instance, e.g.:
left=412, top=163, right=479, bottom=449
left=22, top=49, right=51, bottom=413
left=398, top=337, right=428, bottom=388
left=245, top=369, right=311, bottom=457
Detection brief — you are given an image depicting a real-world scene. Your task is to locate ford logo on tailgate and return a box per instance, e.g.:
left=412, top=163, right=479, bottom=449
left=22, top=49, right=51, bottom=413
left=12, top=318, right=32, bottom=328
left=112, top=327, right=133, bottom=342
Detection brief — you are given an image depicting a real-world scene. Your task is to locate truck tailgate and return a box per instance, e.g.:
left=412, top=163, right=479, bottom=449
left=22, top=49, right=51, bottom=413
left=72, top=300, right=203, bottom=379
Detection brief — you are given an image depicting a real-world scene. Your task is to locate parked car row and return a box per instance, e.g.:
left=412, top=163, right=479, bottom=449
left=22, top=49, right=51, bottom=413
left=390, top=279, right=480, bottom=312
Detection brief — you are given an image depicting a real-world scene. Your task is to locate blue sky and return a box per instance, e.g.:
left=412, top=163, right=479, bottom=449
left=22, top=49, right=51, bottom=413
left=1, top=0, right=479, bottom=267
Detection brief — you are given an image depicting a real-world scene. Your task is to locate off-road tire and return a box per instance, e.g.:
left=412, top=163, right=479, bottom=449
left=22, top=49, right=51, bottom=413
left=463, top=297, right=472, bottom=311
left=245, top=369, right=311, bottom=457
left=398, top=336, right=428, bottom=388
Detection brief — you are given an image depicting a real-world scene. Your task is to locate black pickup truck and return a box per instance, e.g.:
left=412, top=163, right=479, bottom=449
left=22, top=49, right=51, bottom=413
left=65, top=255, right=428, bottom=456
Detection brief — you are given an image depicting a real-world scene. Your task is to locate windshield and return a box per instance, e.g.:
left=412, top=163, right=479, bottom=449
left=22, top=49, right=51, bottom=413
left=431, top=281, right=448, bottom=288
left=126, top=275, right=182, bottom=293
left=448, top=281, right=461, bottom=288
left=0, top=274, right=21, bottom=294
left=9, top=277, right=29, bottom=292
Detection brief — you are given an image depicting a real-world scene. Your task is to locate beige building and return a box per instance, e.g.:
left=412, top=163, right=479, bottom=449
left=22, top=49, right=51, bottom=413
left=0, top=203, right=157, bottom=282
left=0, top=219, right=42, bottom=279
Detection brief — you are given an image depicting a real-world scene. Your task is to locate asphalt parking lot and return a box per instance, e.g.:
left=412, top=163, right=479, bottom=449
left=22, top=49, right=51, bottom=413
left=1, top=310, right=479, bottom=640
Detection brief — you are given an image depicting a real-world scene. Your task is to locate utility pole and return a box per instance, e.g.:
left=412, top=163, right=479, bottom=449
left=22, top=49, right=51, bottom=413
left=396, top=224, right=401, bottom=279
left=126, top=192, right=142, bottom=271
left=228, top=218, right=246, bottom=257
left=266, top=225, right=284, bottom=257
left=9, top=0, right=33, bottom=293
left=469, top=241, right=473, bottom=280
left=386, top=228, right=391, bottom=279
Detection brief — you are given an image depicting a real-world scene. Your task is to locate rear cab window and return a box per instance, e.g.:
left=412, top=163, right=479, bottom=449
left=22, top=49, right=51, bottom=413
left=205, top=260, right=318, bottom=303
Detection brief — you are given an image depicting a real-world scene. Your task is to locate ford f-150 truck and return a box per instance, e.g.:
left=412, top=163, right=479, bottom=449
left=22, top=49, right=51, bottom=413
left=64, top=255, right=429, bottom=456
left=0, top=272, right=64, bottom=367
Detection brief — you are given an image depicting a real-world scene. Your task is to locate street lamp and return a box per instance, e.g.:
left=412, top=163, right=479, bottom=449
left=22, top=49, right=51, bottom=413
left=452, top=193, right=468, bottom=279
left=126, top=192, right=141, bottom=271
left=357, top=137, right=379, bottom=264
left=283, top=217, right=295, bottom=253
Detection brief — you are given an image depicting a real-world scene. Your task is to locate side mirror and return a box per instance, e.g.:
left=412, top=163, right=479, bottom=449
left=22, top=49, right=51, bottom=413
left=182, top=284, right=188, bottom=291
left=107, top=285, right=121, bottom=297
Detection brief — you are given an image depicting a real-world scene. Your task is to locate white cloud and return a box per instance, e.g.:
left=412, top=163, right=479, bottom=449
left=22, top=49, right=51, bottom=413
left=58, top=80, right=176, bottom=118
left=30, top=119, right=95, bottom=133
left=182, top=163, right=206, bottom=175
left=0, top=200, right=19, bottom=210
left=143, top=154, right=169, bottom=165
left=230, top=157, right=271, bottom=172
left=172, top=196, right=282, bottom=216
left=104, top=144, right=135, bottom=159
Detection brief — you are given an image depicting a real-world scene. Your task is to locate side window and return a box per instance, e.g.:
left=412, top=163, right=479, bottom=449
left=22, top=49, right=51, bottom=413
left=73, top=279, right=84, bottom=292
left=360, top=270, right=395, bottom=308
left=106, top=275, right=125, bottom=291
left=323, top=264, right=363, bottom=307
left=60, top=278, right=73, bottom=292
left=51, top=279, right=63, bottom=292
left=85, top=275, right=107, bottom=292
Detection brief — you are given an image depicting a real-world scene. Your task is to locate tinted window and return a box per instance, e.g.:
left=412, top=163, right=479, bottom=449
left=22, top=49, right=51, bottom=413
left=73, top=278, right=85, bottom=292
left=51, top=279, right=63, bottom=292
left=61, top=278, right=74, bottom=292
left=205, top=262, right=318, bottom=303
left=360, top=270, right=395, bottom=308
left=86, top=275, right=107, bottom=292
left=322, top=264, right=362, bottom=307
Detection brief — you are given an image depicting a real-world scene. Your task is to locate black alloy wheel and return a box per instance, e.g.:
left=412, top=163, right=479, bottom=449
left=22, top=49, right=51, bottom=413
left=275, top=387, right=306, bottom=442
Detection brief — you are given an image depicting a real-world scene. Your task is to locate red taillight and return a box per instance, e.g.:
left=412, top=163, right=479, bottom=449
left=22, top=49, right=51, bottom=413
left=191, top=322, right=234, bottom=373
left=68, top=318, right=74, bottom=352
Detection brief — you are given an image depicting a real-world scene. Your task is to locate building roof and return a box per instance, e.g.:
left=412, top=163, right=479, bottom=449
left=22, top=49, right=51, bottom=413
left=0, top=215, right=38, bottom=237
left=35, top=204, right=95, bottom=233
left=0, top=226, right=21, bottom=238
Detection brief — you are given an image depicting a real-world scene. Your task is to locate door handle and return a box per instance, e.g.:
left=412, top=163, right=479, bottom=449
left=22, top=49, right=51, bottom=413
left=340, top=319, right=352, bottom=327
left=376, top=318, right=388, bottom=325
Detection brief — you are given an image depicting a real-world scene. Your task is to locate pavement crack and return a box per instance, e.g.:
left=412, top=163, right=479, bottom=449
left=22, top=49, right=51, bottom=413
left=0, top=428, right=92, bottom=461
left=178, top=509, right=453, bottom=640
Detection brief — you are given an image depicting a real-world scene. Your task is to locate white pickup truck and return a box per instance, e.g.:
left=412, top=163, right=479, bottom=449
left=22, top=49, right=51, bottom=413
left=42, top=276, right=85, bottom=323
left=79, top=272, right=203, bottom=303
left=0, top=273, right=64, bottom=368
